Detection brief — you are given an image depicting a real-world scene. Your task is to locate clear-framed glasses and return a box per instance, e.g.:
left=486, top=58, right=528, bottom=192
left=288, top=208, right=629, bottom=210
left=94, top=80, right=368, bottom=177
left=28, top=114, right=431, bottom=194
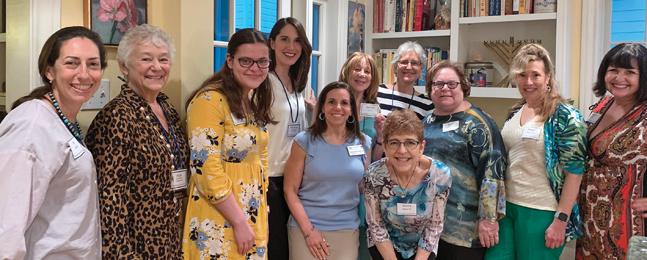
left=397, top=60, right=422, bottom=68
left=432, top=81, right=460, bottom=90
left=233, top=55, right=271, bottom=69
left=386, top=139, right=421, bottom=150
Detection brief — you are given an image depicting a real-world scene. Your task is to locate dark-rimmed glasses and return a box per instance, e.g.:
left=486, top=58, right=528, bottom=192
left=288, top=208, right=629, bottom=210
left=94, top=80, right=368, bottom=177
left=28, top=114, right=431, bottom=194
left=432, top=81, right=460, bottom=90
left=233, top=55, right=271, bottom=69
left=397, top=60, right=422, bottom=68
left=386, top=139, right=421, bottom=150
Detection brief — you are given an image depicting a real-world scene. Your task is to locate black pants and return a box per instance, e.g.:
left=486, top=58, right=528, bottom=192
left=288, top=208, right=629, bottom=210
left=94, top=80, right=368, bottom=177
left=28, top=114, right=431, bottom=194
left=436, top=239, right=486, bottom=260
left=267, top=176, right=290, bottom=260
left=369, top=246, right=436, bottom=260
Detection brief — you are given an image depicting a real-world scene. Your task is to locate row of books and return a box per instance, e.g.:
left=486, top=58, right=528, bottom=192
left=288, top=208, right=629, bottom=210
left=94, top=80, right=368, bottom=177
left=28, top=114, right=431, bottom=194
left=374, top=47, right=449, bottom=86
left=373, top=0, right=442, bottom=33
left=460, top=0, right=550, bottom=17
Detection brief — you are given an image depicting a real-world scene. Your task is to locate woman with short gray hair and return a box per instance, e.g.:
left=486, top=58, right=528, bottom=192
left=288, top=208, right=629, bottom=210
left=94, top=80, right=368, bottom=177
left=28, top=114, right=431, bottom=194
left=86, top=24, right=188, bottom=259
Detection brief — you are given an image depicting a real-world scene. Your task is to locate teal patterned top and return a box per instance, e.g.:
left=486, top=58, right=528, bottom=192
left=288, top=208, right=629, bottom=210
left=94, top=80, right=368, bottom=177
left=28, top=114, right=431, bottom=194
left=422, top=105, right=507, bottom=248
left=505, top=102, right=587, bottom=241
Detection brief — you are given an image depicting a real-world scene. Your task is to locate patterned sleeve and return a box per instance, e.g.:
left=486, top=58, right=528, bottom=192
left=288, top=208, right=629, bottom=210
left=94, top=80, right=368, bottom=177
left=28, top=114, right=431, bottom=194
left=472, top=112, right=507, bottom=220
left=86, top=104, right=140, bottom=259
left=419, top=160, right=451, bottom=254
left=186, top=91, right=233, bottom=205
left=554, top=104, right=588, bottom=175
left=363, top=162, right=391, bottom=247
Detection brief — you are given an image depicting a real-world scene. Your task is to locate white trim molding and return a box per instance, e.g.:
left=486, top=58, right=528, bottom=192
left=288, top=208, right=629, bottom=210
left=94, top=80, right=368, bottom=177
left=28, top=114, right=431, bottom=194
left=579, top=0, right=610, bottom=116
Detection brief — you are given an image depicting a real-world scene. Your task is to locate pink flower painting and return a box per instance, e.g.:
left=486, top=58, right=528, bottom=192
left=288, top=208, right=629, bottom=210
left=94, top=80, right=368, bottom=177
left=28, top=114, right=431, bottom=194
left=90, top=0, right=146, bottom=45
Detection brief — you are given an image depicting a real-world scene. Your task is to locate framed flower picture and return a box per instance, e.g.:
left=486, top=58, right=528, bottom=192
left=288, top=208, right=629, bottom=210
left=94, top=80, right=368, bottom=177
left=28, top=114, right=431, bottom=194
left=84, top=0, right=148, bottom=46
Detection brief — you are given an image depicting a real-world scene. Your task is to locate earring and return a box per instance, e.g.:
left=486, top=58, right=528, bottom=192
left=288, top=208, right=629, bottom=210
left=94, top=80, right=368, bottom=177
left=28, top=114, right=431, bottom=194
left=347, top=115, right=355, bottom=124
left=547, top=86, right=551, bottom=93
left=318, top=113, right=325, bottom=121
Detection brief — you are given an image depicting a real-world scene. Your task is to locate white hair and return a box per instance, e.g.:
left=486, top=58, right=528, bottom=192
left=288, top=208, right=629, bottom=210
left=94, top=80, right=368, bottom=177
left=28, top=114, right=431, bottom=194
left=117, top=24, right=176, bottom=68
left=391, top=41, right=427, bottom=68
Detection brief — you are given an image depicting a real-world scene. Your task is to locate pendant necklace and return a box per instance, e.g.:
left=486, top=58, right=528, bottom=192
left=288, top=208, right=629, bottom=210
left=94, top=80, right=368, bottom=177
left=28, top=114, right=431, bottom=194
left=48, top=92, right=84, bottom=145
left=390, top=160, right=419, bottom=198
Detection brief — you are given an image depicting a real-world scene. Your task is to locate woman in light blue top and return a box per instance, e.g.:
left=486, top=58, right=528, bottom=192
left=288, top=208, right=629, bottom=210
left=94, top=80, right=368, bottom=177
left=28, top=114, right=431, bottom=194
left=284, top=82, right=371, bottom=260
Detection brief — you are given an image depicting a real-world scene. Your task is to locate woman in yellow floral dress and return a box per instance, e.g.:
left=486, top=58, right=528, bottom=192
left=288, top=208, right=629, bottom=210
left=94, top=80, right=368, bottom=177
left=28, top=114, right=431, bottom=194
left=183, top=28, right=276, bottom=260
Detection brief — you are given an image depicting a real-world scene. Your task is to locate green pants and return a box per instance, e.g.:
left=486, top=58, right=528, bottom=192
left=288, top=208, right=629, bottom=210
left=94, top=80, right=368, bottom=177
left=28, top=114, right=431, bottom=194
left=485, top=202, right=565, bottom=260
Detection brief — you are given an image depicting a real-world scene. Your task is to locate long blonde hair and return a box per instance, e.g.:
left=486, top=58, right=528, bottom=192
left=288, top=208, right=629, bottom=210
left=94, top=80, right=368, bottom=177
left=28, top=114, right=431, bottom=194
left=508, top=44, right=565, bottom=122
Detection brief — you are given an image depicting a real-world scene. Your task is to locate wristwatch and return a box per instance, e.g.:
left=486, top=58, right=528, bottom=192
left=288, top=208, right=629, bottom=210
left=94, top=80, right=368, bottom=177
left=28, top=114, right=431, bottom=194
left=554, top=211, right=568, bottom=222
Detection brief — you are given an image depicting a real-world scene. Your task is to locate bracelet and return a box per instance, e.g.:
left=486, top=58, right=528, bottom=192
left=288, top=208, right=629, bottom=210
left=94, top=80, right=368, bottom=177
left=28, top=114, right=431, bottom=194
left=375, top=140, right=382, bottom=146
left=303, top=226, right=315, bottom=238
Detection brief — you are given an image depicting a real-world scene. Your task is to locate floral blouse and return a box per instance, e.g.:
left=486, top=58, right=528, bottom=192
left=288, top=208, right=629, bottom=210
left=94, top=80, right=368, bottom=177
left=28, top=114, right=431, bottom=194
left=364, top=157, right=452, bottom=258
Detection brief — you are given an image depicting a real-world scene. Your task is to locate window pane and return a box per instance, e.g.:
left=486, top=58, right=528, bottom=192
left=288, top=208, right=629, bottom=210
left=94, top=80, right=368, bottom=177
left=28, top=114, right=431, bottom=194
left=236, top=0, right=255, bottom=31
left=215, top=47, right=227, bottom=72
left=260, top=0, right=278, bottom=37
left=215, top=0, right=229, bottom=41
left=313, top=4, right=320, bottom=51
left=611, top=0, right=646, bottom=42
left=311, top=55, right=318, bottom=95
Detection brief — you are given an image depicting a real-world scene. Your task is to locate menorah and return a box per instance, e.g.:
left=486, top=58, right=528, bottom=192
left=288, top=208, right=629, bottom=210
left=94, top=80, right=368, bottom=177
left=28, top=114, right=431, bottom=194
left=483, top=37, right=542, bottom=87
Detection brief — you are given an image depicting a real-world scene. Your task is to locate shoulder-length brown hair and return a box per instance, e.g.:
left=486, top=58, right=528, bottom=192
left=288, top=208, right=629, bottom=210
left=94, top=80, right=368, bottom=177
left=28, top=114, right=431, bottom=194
left=268, top=17, right=312, bottom=93
left=508, top=43, right=565, bottom=122
left=12, top=26, right=107, bottom=109
left=186, top=28, right=276, bottom=126
left=593, top=43, right=647, bottom=103
left=339, top=52, right=379, bottom=104
left=308, top=81, right=366, bottom=145
left=425, top=60, right=471, bottom=98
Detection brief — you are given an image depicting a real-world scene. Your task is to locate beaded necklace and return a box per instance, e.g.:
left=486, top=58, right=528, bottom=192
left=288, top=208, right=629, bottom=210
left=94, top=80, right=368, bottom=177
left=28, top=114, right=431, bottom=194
left=48, top=92, right=84, bottom=145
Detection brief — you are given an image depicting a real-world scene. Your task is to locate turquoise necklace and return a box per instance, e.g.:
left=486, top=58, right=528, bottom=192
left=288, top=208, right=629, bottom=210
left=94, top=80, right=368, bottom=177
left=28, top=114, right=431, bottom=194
left=48, top=92, right=84, bottom=145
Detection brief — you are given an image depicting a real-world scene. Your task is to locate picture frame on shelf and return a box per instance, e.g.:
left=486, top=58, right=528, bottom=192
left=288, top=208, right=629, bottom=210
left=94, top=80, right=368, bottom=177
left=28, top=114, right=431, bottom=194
left=83, top=0, right=148, bottom=46
left=348, top=0, right=366, bottom=55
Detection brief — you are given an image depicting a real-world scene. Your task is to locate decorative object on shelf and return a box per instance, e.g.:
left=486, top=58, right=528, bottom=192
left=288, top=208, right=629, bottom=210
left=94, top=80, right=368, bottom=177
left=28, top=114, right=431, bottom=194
left=466, top=54, right=494, bottom=87
left=534, top=0, right=557, bottom=14
left=348, top=0, right=366, bottom=55
left=483, top=36, right=541, bottom=87
left=434, top=0, right=451, bottom=30
left=83, top=0, right=148, bottom=46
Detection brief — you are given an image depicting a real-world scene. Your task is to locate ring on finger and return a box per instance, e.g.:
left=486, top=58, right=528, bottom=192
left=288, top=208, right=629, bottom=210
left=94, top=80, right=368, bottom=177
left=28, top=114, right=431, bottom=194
left=317, top=246, right=322, bottom=249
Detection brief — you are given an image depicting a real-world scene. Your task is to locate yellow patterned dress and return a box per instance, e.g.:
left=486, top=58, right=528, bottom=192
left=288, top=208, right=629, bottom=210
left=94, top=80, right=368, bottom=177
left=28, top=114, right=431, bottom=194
left=183, top=89, right=268, bottom=260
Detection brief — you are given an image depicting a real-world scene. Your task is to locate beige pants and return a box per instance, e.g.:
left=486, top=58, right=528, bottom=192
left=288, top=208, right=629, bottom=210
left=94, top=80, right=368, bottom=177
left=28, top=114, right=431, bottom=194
left=288, top=226, right=359, bottom=260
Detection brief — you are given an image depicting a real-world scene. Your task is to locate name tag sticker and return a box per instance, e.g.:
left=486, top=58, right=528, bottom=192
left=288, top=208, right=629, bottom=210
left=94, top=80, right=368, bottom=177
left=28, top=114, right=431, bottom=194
left=397, top=203, right=417, bottom=216
left=442, top=121, right=460, bottom=132
left=521, top=127, right=541, bottom=140
left=231, top=112, right=247, bottom=126
left=347, top=145, right=364, bottom=156
left=587, top=112, right=601, bottom=123
left=68, top=138, right=84, bottom=160
left=360, top=103, right=380, bottom=117
left=170, top=169, right=188, bottom=191
left=287, top=124, right=301, bottom=138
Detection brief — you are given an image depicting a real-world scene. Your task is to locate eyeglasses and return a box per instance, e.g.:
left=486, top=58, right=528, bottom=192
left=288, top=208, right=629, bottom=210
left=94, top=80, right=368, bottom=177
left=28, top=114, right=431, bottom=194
left=397, top=60, right=422, bottom=68
left=432, top=81, right=460, bottom=90
left=233, top=55, right=271, bottom=69
left=386, top=139, right=421, bottom=150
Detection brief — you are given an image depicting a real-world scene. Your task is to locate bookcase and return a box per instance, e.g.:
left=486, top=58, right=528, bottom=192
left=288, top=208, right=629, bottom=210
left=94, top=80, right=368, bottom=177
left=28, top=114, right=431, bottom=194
left=366, top=0, right=572, bottom=101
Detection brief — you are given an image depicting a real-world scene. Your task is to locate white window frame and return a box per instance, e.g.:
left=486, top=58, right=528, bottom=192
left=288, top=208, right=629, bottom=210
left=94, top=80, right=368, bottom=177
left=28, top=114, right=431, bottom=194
left=213, top=0, right=290, bottom=49
left=310, top=1, right=325, bottom=93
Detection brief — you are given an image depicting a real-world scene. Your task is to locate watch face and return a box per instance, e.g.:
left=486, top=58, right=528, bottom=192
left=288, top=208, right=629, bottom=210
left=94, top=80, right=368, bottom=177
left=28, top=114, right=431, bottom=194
left=557, top=212, right=568, bottom=222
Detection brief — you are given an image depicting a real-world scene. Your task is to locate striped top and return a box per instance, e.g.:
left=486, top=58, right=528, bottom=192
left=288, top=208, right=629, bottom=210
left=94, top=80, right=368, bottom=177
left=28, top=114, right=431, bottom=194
left=377, top=84, right=434, bottom=119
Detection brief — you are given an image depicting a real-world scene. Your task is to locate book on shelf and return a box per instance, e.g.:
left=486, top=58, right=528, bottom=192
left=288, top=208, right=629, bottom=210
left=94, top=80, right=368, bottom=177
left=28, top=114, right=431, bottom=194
left=374, top=52, right=384, bottom=85
left=395, top=0, right=402, bottom=32
left=460, top=0, right=543, bottom=17
left=408, top=0, right=415, bottom=31
left=374, top=0, right=443, bottom=33
left=422, top=0, right=432, bottom=30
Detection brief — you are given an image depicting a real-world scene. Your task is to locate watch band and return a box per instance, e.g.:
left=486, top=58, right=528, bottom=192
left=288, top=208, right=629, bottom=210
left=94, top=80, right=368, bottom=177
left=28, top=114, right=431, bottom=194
left=554, top=211, right=568, bottom=222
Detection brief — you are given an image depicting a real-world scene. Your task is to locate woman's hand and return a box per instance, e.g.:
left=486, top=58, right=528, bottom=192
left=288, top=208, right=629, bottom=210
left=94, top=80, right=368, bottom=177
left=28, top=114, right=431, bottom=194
left=631, top=198, right=647, bottom=217
left=374, top=114, right=386, bottom=140
left=544, top=219, right=567, bottom=249
left=233, top=221, right=256, bottom=255
left=305, top=228, right=330, bottom=260
left=478, top=219, right=499, bottom=248
left=305, top=87, right=316, bottom=111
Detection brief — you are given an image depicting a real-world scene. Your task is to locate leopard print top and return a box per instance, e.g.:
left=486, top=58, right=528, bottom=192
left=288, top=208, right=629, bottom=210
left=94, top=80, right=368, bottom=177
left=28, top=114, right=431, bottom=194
left=87, top=85, right=189, bottom=259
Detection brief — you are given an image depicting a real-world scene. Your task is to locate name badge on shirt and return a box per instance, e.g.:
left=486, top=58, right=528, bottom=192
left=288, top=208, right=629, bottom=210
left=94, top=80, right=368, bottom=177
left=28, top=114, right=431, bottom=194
left=68, top=138, right=84, bottom=159
left=521, top=127, right=541, bottom=140
left=287, top=124, right=301, bottom=138
left=231, top=112, right=247, bottom=126
left=443, top=121, right=460, bottom=132
left=347, top=145, right=364, bottom=156
left=397, top=203, right=417, bottom=216
left=360, top=103, right=380, bottom=117
left=170, top=169, right=188, bottom=191
left=587, top=112, right=601, bottom=124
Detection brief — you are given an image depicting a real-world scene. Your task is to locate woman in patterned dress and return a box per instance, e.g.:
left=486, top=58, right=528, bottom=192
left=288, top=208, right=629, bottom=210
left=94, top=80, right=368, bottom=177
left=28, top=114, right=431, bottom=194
left=363, top=109, right=452, bottom=260
left=576, top=43, right=647, bottom=260
left=485, top=44, right=588, bottom=260
left=423, top=60, right=506, bottom=260
left=182, top=28, right=276, bottom=260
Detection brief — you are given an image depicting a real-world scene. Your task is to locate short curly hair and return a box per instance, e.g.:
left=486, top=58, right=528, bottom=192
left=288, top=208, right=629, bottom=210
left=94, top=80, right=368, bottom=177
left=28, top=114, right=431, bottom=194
left=383, top=109, right=424, bottom=143
left=117, top=24, right=176, bottom=67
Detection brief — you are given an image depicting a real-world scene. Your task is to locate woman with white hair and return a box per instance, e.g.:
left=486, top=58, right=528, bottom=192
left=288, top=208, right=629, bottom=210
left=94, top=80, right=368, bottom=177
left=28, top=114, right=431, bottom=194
left=86, top=24, right=189, bottom=259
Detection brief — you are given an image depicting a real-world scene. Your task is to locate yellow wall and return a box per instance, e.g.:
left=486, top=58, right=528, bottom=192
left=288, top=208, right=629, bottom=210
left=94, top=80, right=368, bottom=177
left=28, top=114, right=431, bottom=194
left=60, top=0, right=182, bottom=132
left=569, top=0, right=583, bottom=109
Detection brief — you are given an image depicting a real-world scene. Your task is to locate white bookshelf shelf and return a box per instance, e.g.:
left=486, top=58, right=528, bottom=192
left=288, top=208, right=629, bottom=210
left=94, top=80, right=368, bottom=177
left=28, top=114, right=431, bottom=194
left=459, top=12, right=557, bottom=25
left=469, top=87, right=521, bottom=99
left=372, top=29, right=451, bottom=39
